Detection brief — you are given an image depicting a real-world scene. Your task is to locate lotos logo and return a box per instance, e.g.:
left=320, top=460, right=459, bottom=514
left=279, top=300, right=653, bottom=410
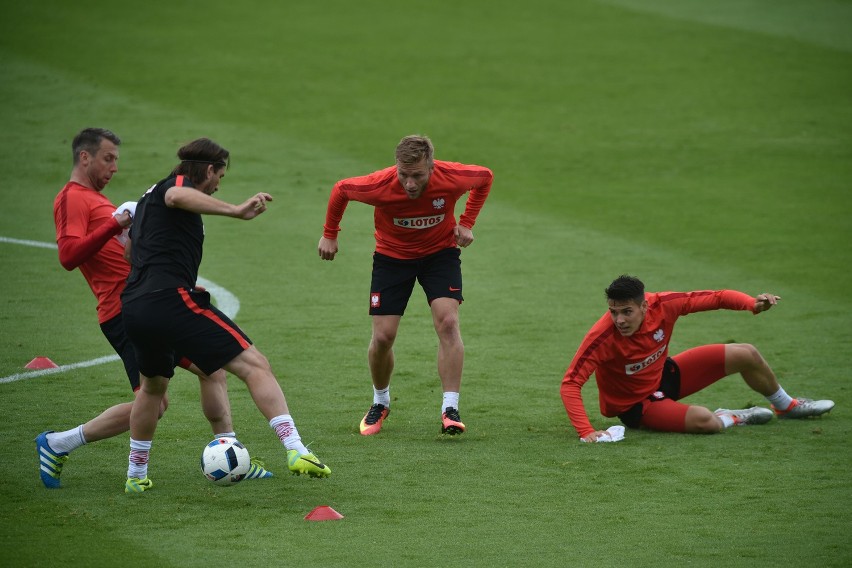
left=393, top=214, right=445, bottom=229
left=624, top=344, right=667, bottom=375
left=432, top=198, right=446, bottom=210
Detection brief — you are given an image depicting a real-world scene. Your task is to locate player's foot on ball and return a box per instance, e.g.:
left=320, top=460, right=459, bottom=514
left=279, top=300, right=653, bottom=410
left=714, top=406, right=774, bottom=426
left=125, top=477, right=153, bottom=494
left=245, top=458, right=273, bottom=479
left=35, top=431, right=68, bottom=489
left=359, top=403, right=389, bottom=436
left=773, top=398, right=835, bottom=419
left=287, top=450, right=331, bottom=478
left=441, top=407, right=466, bottom=435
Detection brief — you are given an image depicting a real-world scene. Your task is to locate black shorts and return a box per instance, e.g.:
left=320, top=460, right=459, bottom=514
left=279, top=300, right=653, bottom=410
left=122, top=288, right=252, bottom=378
left=617, top=358, right=682, bottom=429
left=369, top=247, right=463, bottom=316
left=100, top=313, right=142, bottom=391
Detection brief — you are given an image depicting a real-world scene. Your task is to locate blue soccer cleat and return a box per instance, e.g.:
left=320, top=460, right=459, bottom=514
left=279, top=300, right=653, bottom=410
left=36, top=431, right=68, bottom=489
left=245, top=458, right=274, bottom=479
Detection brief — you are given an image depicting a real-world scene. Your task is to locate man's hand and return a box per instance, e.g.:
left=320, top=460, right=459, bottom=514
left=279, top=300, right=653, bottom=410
left=114, top=209, right=133, bottom=228
left=454, top=224, right=474, bottom=247
left=580, top=430, right=609, bottom=443
left=235, top=192, right=273, bottom=219
left=754, top=293, right=780, bottom=313
left=318, top=236, right=338, bottom=260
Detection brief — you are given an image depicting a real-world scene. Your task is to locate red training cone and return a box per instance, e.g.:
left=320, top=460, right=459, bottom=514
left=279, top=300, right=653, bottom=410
left=304, top=506, right=344, bottom=521
left=25, top=357, right=59, bottom=369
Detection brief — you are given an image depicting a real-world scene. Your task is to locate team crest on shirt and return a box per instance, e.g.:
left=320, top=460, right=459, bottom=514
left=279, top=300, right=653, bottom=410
left=432, top=198, right=445, bottom=210
left=653, top=328, right=665, bottom=342
left=370, top=293, right=381, bottom=308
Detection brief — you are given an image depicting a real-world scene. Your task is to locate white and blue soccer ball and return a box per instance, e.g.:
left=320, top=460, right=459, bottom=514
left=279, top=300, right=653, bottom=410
left=200, top=437, right=251, bottom=485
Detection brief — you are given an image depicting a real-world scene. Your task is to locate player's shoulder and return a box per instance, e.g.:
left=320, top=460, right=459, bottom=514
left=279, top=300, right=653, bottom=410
left=648, top=290, right=689, bottom=305
left=433, top=160, right=492, bottom=179
left=586, top=312, right=617, bottom=341
left=338, top=166, right=397, bottom=192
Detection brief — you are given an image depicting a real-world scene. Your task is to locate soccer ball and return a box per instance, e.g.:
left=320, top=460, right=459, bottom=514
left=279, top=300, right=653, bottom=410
left=200, top=437, right=251, bottom=485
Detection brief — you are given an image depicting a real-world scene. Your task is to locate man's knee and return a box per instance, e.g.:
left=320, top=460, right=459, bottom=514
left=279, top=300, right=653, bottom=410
left=725, top=343, right=765, bottom=373
left=685, top=406, right=723, bottom=434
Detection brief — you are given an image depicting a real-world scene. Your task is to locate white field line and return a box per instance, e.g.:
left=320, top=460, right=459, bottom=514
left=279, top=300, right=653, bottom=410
left=0, top=235, right=240, bottom=384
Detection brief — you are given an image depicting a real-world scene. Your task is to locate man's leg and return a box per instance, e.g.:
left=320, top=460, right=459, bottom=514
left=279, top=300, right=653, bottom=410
left=723, top=343, right=781, bottom=395
left=430, top=298, right=465, bottom=434
left=190, top=365, right=233, bottom=435
left=125, top=374, right=169, bottom=493
left=672, top=344, right=775, bottom=431
left=358, top=315, right=400, bottom=435
left=224, top=346, right=330, bottom=478
left=431, top=298, right=463, bottom=394
left=369, top=315, right=401, bottom=391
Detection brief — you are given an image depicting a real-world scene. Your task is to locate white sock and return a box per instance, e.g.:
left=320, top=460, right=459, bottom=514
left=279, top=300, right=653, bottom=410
left=373, top=386, right=390, bottom=407
left=766, top=387, right=794, bottom=411
left=269, top=414, right=308, bottom=455
left=442, top=392, right=460, bottom=413
left=128, top=438, right=152, bottom=479
left=46, top=425, right=86, bottom=454
left=215, top=432, right=236, bottom=439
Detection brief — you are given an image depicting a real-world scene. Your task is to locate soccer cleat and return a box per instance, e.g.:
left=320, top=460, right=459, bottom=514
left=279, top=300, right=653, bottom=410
left=774, top=398, right=835, bottom=419
left=244, top=458, right=274, bottom=479
left=359, top=403, right=389, bottom=436
left=36, top=431, right=68, bottom=489
left=287, top=450, right=331, bottom=478
left=441, top=407, right=466, bottom=435
left=714, top=407, right=774, bottom=426
left=124, top=477, right=153, bottom=494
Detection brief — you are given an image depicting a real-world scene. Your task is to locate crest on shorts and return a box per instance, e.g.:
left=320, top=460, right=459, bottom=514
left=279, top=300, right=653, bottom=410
left=370, top=293, right=381, bottom=308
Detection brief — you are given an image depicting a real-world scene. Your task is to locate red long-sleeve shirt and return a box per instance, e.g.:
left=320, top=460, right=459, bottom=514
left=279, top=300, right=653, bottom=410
left=560, top=290, right=757, bottom=438
left=322, top=160, right=492, bottom=259
left=53, top=181, right=128, bottom=323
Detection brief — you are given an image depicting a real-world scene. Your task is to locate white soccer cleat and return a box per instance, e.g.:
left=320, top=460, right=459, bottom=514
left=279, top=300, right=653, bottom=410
left=714, top=406, right=774, bottom=426
left=774, top=398, right=835, bottom=419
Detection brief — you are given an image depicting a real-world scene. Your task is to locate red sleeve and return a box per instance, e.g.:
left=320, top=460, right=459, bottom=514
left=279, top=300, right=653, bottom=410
left=560, top=320, right=610, bottom=439
left=57, top=218, right=122, bottom=270
left=663, top=289, right=756, bottom=316
left=322, top=182, right=351, bottom=239
left=458, top=168, right=492, bottom=229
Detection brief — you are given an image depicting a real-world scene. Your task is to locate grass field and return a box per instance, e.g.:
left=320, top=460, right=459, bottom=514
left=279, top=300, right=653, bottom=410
left=1, top=1, right=850, bottom=566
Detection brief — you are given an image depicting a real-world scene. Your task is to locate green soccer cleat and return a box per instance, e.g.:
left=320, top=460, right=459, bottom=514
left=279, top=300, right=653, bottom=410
left=287, top=450, right=331, bottom=478
left=125, top=477, right=153, bottom=494
left=245, top=458, right=274, bottom=479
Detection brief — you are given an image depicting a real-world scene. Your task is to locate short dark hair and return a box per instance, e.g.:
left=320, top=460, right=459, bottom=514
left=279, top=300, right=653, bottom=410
left=395, top=135, right=434, bottom=167
left=605, top=275, right=645, bottom=304
left=171, top=138, right=230, bottom=186
left=72, top=128, right=120, bottom=164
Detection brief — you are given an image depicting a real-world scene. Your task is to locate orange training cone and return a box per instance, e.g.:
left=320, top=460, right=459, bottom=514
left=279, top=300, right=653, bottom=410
left=304, top=506, right=344, bottom=521
left=25, top=357, right=59, bottom=369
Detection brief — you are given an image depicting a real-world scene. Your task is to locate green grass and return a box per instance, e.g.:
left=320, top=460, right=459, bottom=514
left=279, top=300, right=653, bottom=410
left=1, top=0, right=851, bottom=566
